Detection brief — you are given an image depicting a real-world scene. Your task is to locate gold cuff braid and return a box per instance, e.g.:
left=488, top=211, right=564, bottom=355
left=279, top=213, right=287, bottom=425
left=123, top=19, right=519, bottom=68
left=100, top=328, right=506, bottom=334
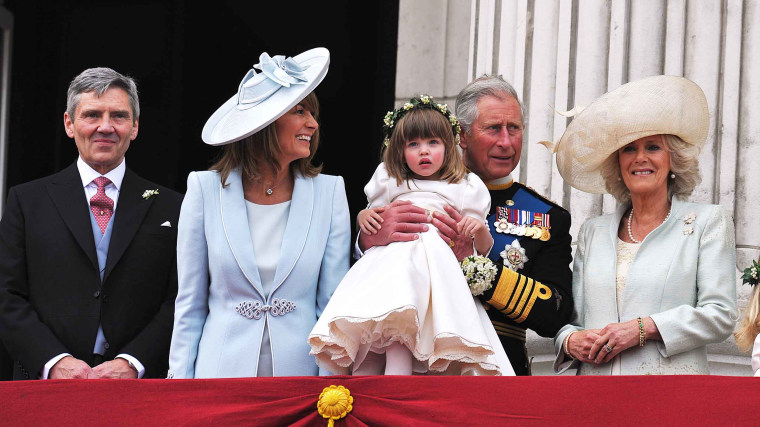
left=487, top=268, right=552, bottom=324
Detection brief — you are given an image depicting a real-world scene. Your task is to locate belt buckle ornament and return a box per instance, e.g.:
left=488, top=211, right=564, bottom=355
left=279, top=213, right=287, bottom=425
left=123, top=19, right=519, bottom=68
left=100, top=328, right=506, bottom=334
left=500, top=239, right=529, bottom=271
left=235, top=298, right=296, bottom=319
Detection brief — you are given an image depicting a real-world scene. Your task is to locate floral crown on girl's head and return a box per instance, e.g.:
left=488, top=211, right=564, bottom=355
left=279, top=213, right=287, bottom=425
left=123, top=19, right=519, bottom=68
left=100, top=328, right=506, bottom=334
left=382, top=95, right=462, bottom=147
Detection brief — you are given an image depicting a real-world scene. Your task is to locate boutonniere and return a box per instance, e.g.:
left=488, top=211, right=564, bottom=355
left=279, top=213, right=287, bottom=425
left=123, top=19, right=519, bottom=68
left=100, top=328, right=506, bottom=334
left=142, top=189, right=159, bottom=200
left=741, top=260, right=759, bottom=287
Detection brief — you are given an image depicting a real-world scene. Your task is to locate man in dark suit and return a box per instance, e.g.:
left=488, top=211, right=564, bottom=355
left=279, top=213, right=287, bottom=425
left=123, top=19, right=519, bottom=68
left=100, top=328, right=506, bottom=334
left=358, top=75, right=573, bottom=375
left=0, top=67, right=182, bottom=379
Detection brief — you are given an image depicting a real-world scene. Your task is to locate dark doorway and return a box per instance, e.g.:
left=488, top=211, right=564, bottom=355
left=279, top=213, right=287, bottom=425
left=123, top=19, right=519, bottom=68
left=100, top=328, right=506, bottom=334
left=2, top=0, right=399, bottom=222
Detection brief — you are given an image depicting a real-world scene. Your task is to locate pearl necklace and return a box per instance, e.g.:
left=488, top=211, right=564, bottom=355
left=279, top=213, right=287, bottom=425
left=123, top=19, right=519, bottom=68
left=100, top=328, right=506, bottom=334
left=627, top=206, right=671, bottom=244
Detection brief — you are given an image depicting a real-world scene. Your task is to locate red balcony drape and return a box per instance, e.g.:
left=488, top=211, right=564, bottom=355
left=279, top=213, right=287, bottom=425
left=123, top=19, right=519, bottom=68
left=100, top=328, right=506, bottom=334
left=1, top=375, right=757, bottom=426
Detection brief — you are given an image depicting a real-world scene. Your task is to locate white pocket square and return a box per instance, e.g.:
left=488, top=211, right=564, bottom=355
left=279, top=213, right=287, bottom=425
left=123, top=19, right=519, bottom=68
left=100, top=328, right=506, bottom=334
left=160, top=221, right=172, bottom=227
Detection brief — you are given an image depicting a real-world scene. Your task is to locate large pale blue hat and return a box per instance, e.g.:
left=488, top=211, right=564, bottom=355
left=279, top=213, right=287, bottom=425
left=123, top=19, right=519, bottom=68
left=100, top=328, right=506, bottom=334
left=202, top=47, right=330, bottom=146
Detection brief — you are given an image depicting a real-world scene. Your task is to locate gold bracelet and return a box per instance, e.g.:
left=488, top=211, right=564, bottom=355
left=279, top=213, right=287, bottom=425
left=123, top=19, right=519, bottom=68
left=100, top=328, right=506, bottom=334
left=637, top=317, right=646, bottom=347
left=563, top=331, right=576, bottom=357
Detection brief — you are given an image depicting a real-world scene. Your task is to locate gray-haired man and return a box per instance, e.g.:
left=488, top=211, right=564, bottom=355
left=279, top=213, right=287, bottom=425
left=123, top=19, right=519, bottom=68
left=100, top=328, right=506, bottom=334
left=0, top=67, right=182, bottom=379
left=359, top=75, right=573, bottom=375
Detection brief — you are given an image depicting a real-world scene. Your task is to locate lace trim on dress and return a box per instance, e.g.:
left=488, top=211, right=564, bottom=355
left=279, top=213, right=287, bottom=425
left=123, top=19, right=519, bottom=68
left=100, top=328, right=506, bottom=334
left=308, top=304, right=500, bottom=376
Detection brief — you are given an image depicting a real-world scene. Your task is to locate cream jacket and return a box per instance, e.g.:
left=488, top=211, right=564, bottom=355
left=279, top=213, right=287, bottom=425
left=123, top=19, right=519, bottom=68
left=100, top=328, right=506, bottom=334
left=554, top=197, right=738, bottom=375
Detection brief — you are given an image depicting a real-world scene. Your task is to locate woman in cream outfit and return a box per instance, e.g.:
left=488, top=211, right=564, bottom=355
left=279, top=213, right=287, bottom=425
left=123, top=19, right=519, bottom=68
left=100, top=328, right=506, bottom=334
left=552, top=75, right=737, bottom=375
left=168, top=48, right=350, bottom=378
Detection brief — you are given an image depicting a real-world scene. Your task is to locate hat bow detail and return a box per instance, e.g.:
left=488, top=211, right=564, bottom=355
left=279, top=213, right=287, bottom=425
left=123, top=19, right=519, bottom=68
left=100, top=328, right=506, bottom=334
left=236, top=53, right=310, bottom=109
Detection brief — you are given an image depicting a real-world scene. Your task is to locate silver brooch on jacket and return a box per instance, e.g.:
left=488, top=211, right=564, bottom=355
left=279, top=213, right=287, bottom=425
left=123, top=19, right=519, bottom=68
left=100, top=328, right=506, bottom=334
left=500, top=239, right=528, bottom=271
left=682, top=212, right=696, bottom=235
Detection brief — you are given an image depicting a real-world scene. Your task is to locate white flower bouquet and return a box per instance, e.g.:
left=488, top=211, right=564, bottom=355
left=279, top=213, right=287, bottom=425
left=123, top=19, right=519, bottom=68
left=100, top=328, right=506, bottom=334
left=460, top=255, right=497, bottom=296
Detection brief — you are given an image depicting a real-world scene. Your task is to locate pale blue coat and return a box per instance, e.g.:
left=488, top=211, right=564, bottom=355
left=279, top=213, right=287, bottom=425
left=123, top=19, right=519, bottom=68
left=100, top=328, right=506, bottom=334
left=168, top=169, right=350, bottom=378
left=554, top=197, right=737, bottom=375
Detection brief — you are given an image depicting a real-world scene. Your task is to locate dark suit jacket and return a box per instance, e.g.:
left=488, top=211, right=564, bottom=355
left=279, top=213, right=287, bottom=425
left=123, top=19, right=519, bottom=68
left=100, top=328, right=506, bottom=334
left=0, top=162, right=182, bottom=379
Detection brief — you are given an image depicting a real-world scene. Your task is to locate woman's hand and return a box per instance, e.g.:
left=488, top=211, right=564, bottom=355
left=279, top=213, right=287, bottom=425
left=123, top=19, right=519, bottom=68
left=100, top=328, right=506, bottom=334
left=565, top=329, right=603, bottom=363
left=432, top=205, right=476, bottom=261
left=587, top=319, right=643, bottom=364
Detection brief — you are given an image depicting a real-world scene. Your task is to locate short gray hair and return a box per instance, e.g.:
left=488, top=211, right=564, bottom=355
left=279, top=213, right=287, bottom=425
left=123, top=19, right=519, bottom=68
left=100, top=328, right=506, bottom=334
left=455, top=74, right=525, bottom=135
left=66, top=67, right=140, bottom=122
left=600, top=134, right=702, bottom=203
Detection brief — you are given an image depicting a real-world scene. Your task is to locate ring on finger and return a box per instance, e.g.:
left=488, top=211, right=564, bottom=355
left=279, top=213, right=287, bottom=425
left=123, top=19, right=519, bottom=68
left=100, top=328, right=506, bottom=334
left=603, top=343, right=613, bottom=353
left=448, top=239, right=455, bottom=248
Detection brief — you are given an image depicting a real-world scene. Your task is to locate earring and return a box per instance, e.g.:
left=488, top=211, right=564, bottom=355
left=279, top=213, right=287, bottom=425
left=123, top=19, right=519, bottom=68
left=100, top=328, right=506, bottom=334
left=617, top=176, right=621, bottom=181
left=670, top=173, right=675, bottom=179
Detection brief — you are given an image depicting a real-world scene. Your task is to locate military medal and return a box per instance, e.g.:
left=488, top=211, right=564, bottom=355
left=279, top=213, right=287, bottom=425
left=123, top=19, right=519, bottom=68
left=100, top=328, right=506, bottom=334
left=506, top=222, right=517, bottom=234
left=495, top=206, right=552, bottom=240
left=494, top=218, right=510, bottom=234
left=539, top=227, right=551, bottom=241
left=500, top=239, right=529, bottom=270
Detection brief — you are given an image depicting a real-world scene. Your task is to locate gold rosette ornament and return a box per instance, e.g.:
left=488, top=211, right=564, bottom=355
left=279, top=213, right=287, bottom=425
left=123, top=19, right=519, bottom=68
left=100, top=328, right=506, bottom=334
left=317, top=385, right=353, bottom=426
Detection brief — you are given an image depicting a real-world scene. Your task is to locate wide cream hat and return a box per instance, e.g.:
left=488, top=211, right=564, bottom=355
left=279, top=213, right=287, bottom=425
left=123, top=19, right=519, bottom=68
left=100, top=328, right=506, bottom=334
left=202, top=47, right=330, bottom=146
left=554, top=75, right=709, bottom=194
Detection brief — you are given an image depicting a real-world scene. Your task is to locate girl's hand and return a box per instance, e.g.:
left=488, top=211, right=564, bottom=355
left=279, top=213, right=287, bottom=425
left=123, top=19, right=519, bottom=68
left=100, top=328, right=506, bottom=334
left=456, top=216, right=493, bottom=256
left=457, top=216, right=485, bottom=237
left=358, top=207, right=385, bottom=235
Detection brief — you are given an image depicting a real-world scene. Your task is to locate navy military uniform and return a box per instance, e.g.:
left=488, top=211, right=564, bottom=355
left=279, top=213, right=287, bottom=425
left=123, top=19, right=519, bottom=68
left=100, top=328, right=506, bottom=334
left=478, top=180, right=573, bottom=375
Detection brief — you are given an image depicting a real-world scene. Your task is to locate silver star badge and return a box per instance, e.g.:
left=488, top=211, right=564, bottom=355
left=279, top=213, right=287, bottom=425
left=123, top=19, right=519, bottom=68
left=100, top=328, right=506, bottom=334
left=500, top=239, right=529, bottom=271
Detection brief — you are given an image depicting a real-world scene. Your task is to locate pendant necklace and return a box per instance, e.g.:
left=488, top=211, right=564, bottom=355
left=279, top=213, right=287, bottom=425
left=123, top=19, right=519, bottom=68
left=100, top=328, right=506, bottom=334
left=262, top=176, right=287, bottom=195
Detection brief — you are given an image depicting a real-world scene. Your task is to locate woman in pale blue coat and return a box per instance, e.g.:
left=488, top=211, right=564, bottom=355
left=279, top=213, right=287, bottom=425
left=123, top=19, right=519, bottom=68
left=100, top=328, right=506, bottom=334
left=551, top=75, right=737, bottom=375
left=168, top=48, right=350, bottom=378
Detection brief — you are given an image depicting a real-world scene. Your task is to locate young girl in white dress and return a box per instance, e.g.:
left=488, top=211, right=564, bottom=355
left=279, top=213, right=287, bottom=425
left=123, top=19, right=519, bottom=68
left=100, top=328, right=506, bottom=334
left=735, top=257, right=760, bottom=376
left=308, top=96, right=513, bottom=376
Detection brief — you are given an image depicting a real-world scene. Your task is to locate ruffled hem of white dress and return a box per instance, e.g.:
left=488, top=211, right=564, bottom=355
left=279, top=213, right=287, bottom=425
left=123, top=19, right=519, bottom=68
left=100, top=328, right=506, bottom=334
left=309, top=304, right=502, bottom=376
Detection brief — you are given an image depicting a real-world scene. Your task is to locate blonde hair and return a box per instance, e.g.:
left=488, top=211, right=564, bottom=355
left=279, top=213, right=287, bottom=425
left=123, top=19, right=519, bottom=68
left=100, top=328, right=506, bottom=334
left=735, top=283, right=760, bottom=352
left=210, top=92, right=322, bottom=186
left=382, top=107, right=467, bottom=186
left=600, top=134, right=702, bottom=203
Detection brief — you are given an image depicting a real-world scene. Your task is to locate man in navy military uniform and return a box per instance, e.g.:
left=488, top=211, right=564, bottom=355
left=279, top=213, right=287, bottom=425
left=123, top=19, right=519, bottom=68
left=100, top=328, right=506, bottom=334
left=359, top=75, right=573, bottom=375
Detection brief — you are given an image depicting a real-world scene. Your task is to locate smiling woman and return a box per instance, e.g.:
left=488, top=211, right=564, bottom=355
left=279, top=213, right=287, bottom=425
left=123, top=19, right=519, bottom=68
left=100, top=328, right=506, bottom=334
left=167, top=48, right=351, bottom=379
left=551, top=75, right=737, bottom=375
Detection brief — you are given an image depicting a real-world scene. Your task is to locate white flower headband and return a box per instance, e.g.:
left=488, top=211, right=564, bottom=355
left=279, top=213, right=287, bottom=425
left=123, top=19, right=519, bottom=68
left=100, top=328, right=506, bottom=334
left=382, top=95, right=461, bottom=146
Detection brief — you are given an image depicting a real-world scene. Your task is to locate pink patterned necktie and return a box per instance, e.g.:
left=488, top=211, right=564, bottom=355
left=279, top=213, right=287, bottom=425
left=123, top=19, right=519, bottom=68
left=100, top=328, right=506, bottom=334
left=90, top=176, right=114, bottom=234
